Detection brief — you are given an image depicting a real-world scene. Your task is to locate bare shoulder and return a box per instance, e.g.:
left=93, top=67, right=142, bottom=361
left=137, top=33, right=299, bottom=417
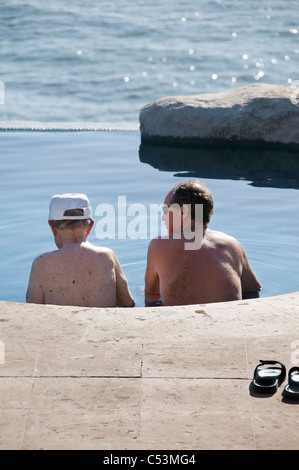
left=147, top=236, right=170, bottom=254
left=32, top=250, right=58, bottom=265
left=148, top=236, right=163, bottom=247
left=207, top=229, right=241, bottom=246
left=93, top=246, right=124, bottom=268
left=29, top=250, right=58, bottom=279
left=86, top=243, right=116, bottom=259
left=206, top=229, right=245, bottom=256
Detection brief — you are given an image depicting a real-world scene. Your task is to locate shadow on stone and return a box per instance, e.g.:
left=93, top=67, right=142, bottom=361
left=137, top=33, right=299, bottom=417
left=139, top=142, right=299, bottom=189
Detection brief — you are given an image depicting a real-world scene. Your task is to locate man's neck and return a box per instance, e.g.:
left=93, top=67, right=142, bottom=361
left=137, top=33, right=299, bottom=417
left=171, top=223, right=207, bottom=250
left=55, top=233, right=88, bottom=249
left=181, top=222, right=207, bottom=235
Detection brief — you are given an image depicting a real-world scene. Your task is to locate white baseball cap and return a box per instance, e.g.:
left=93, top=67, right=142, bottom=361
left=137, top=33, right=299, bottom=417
left=48, top=193, right=92, bottom=220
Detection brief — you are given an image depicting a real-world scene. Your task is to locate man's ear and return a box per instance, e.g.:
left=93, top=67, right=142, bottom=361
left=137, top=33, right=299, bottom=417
left=86, top=219, right=94, bottom=236
left=48, top=220, right=57, bottom=236
left=181, top=204, right=190, bottom=220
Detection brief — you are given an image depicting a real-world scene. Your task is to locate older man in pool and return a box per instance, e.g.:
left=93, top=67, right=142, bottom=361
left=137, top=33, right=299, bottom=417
left=26, top=193, right=135, bottom=308
left=145, top=180, right=261, bottom=306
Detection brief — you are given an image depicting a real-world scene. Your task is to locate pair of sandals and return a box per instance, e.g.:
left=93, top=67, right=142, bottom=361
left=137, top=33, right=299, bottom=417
left=252, top=360, right=299, bottom=399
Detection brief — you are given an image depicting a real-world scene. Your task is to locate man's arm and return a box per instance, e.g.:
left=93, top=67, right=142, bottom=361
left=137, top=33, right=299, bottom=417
left=26, top=257, right=45, bottom=304
left=113, top=253, right=135, bottom=307
left=144, top=239, right=162, bottom=306
left=240, top=247, right=262, bottom=299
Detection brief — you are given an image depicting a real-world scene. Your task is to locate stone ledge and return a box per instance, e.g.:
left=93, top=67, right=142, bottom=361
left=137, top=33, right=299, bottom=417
left=1, top=293, right=299, bottom=450
left=0, top=121, right=139, bottom=131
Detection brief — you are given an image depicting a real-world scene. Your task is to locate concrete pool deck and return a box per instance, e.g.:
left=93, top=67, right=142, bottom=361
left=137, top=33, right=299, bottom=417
left=1, top=293, right=299, bottom=450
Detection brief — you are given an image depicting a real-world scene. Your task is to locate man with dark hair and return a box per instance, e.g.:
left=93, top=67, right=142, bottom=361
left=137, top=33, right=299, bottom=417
left=145, top=180, right=261, bottom=306
left=26, top=193, right=134, bottom=308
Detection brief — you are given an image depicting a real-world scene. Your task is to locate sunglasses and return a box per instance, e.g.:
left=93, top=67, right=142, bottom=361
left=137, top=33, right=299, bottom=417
left=162, top=203, right=182, bottom=215
left=162, top=203, right=169, bottom=215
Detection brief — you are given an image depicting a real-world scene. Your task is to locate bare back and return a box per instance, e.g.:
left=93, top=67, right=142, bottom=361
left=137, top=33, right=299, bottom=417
left=27, top=242, right=134, bottom=307
left=145, top=228, right=261, bottom=306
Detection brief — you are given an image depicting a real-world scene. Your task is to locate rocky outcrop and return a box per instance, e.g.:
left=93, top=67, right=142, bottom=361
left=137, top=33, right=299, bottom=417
left=139, top=83, right=299, bottom=147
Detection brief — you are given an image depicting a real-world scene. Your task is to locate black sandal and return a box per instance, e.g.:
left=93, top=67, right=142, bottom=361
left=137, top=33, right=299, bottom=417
left=282, top=367, right=299, bottom=400
left=252, top=360, right=286, bottom=394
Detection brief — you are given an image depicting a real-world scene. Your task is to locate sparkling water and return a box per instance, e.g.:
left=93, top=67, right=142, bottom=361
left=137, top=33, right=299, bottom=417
left=1, top=0, right=298, bottom=123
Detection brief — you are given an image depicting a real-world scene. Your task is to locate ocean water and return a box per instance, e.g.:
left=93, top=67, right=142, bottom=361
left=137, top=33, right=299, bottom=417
left=1, top=0, right=298, bottom=123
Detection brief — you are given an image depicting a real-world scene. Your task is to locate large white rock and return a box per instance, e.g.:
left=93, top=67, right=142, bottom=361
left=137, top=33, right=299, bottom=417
left=139, top=83, right=299, bottom=147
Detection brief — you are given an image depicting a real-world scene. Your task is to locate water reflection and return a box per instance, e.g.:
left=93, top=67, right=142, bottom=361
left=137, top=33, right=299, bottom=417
left=139, top=142, right=299, bottom=189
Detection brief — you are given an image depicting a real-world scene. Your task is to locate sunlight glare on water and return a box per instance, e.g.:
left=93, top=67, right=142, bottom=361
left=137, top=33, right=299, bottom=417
left=0, top=0, right=298, bottom=123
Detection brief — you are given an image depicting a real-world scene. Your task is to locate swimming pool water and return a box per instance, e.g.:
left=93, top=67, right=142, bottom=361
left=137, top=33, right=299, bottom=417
left=1, top=130, right=299, bottom=306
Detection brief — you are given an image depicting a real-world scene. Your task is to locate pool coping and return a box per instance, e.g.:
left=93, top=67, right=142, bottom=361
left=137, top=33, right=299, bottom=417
left=1, top=292, right=299, bottom=450
left=0, top=121, right=140, bottom=131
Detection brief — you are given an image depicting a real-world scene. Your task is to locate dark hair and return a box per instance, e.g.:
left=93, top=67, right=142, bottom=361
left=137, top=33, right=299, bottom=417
left=170, top=180, right=214, bottom=224
left=52, top=219, right=92, bottom=230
